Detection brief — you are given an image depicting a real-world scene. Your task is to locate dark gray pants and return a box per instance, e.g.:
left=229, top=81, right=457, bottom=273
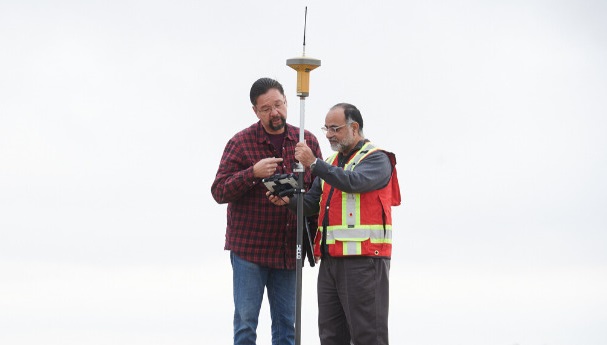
left=317, top=257, right=390, bottom=345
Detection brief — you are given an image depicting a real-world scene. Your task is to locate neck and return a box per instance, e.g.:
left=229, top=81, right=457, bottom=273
left=340, top=138, right=364, bottom=156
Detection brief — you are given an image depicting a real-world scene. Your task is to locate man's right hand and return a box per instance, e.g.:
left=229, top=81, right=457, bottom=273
left=294, top=142, right=316, bottom=168
left=253, top=157, right=284, bottom=178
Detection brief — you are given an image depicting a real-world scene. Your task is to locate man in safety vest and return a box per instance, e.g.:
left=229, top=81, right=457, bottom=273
left=268, top=102, right=401, bottom=345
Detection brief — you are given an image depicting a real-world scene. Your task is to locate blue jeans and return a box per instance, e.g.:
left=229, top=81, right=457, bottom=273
left=230, top=252, right=296, bottom=345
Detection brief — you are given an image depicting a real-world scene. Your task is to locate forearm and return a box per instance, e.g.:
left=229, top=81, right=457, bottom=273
left=211, top=165, right=258, bottom=204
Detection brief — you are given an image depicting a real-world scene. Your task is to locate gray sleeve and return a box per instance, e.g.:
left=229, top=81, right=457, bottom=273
left=312, top=151, right=392, bottom=193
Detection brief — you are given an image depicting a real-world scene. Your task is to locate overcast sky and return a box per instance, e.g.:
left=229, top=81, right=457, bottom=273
left=1, top=1, right=606, bottom=344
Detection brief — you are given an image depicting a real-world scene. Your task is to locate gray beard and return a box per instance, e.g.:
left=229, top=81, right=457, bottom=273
left=331, top=136, right=355, bottom=153
left=330, top=142, right=343, bottom=152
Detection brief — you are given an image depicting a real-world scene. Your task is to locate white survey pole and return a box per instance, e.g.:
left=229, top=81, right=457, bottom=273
left=286, top=7, right=321, bottom=345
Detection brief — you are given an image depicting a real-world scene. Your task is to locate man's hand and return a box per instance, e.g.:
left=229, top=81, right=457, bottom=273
left=253, top=157, right=283, bottom=178
left=294, top=142, right=316, bottom=168
left=266, top=191, right=289, bottom=206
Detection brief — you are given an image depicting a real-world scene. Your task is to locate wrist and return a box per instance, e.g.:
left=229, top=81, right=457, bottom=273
left=310, top=158, right=318, bottom=171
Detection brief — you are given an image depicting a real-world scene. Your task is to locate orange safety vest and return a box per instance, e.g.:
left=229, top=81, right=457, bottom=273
left=314, top=142, right=401, bottom=258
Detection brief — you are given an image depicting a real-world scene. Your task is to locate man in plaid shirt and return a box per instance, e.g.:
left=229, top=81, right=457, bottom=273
left=211, top=77, right=322, bottom=345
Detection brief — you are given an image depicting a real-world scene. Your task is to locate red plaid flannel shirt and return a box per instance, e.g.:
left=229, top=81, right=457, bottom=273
left=211, top=121, right=322, bottom=269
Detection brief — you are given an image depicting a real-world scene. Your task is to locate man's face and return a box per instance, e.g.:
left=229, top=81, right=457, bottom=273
left=253, top=88, right=287, bottom=134
left=324, top=108, right=355, bottom=153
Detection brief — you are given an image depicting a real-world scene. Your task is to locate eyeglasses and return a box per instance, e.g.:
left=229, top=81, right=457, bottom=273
left=256, top=100, right=286, bottom=116
left=321, top=124, right=349, bottom=134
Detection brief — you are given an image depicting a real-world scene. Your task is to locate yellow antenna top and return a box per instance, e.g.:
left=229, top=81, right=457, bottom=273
left=287, top=7, right=321, bottom=98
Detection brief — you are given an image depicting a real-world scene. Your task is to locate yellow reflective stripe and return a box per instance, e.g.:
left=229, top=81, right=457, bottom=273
left=341, top=143, right=379, bottom=229
left=344, top=143, right=379, bottom=171
left=326, top=153, right=338, bottom=163
left=343, top=242, right=361, bottom=255
left=320, top=153, right=338, bottom=190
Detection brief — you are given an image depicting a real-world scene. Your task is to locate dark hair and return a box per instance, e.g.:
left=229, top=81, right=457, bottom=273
left=250, top=78, right=285, bottom=105
left=331, top=103, right=363, bottom=130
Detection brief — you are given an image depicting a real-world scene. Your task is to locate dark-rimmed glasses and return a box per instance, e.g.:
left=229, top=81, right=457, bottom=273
left=256, top=100, right=286, bottom=116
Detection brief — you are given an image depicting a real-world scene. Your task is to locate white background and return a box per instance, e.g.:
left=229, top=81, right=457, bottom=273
left=1, top=1, right=606, bottom=344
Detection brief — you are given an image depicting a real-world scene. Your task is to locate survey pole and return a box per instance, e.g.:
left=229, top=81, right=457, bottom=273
left=286, top=6, right=321, bottom=345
